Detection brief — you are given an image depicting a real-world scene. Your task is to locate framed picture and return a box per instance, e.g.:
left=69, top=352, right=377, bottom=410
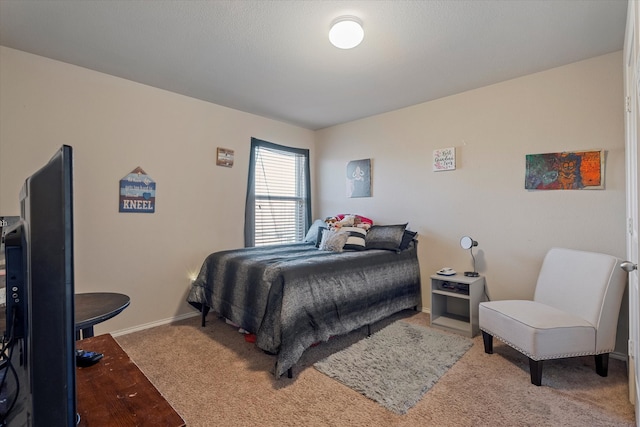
left=346, top=159, right=371, bottom=198
left=216, top=148, right=234, bottom=167
left=525, top=149, right=605, bottom=190
left=433, top=147, right=456, bottom=171
left=119, top=167, right=156, bottom=213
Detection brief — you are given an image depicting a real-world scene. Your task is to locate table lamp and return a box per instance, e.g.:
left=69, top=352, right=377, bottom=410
left=460, top=236, right=480, bottom=277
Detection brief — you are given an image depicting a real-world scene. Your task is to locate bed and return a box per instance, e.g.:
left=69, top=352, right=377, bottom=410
left=186, top=226, right=421, bottom=378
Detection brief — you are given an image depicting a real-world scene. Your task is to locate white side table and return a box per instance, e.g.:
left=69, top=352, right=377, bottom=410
left=430, top=273, right=485, bottom=337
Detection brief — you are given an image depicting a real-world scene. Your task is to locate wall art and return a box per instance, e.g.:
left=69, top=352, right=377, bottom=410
left=346, top=158, right=371, bottom=198
left=433, top=147, right=456, bottom=171
left=216, top=147, right=234, bottom=167
left=525, top=150, right=604, bottom=190
left=119, top=167, right=156, bottom=212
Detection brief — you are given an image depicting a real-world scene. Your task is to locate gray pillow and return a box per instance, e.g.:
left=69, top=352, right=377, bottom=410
left=365, top=224, right=408, bottom=251
left=318, top=229, right=349, bottom=252
left=399, top=229, right=418, bottom=251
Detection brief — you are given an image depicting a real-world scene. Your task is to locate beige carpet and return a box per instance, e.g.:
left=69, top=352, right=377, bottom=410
left=116, top=310, right=635, bottom=426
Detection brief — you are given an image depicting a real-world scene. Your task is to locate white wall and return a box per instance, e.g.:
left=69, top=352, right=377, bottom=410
left=0, top=47, right=316, bottom=335
left=316, top=51, right=626, bottom=310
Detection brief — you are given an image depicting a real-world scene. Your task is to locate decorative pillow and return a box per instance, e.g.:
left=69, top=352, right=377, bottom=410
left=341, top=226, right=367, bottom=251
left=365, top=223, right=408, bottom=251
left=399, top=229, right=418, bottom=251
left=335, top=213, right=373, bottom=226
left=315, top=226, right=328, bottom=248
left=335, top=213, right=373, bottom=230
left=303, top=219, right=327, bottom=245
left=318, top=229, right=349, bottom=252
left=336, top=215, right=356, bottom=228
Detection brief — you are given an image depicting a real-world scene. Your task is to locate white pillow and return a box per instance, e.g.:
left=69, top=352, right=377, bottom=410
left=318, top=230, right=349, bottom=252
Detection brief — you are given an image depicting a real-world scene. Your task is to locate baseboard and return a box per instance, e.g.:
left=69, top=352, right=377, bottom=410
left=611, top=351, right=627, bottom=362
left=110, top=311, right=200, bottom=337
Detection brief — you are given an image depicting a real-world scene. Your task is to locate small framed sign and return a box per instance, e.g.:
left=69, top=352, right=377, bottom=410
left=119, top=167, right=156, bottom=213
left=433, top=147, right=456, bottom=171
left=216, top=148, right=234, bottom=167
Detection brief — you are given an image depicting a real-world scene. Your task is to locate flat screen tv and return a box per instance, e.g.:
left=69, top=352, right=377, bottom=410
left=0, top=145, right=76, bottom=426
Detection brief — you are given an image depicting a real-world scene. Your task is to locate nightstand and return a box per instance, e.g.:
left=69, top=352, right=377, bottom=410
left=430, top=273, right=485, bottom=337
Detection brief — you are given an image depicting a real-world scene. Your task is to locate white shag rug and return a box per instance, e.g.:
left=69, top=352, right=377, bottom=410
left=314, top=321, right=473, bottom=415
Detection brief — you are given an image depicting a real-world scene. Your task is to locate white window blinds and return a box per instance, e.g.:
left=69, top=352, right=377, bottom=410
left=246, top=139, right=310, bottom=247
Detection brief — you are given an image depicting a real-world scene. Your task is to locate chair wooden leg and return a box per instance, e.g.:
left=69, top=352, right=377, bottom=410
left=482, top=331, right=493, bottom=354
left=529, top=358, right=543, bottom=386
left=595, top=353, right=609, bottom=377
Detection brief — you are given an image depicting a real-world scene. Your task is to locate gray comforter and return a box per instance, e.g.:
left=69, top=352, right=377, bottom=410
left=187, top=241, right=421, bottom=377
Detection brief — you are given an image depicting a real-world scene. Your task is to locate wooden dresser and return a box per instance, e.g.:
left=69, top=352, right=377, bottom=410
left=76, top=334, right=185, bottom=426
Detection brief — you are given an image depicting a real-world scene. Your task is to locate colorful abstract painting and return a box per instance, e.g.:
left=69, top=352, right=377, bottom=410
left=525, top=150, right=604, bottom=190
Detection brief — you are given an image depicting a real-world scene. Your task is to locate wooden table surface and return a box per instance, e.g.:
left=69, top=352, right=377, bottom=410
left=76, top=334, right=185, bottom=427
left=75, top=292, right=130, bottom=338
left=0, top=292, right=131, bottom=339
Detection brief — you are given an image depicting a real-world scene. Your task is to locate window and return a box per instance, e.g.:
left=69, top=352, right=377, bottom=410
left=245, top=138, right=311, bottom=247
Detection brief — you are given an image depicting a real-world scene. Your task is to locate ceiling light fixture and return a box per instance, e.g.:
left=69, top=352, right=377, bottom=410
left=329, top=16, right=364, bottom=49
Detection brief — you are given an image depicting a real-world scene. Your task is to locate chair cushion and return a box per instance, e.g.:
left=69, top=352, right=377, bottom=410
left=479, top=300, right=596, bottom=360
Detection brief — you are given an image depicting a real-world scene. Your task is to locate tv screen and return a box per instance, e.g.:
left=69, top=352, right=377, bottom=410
left=1, top=145, right=76, bottom=426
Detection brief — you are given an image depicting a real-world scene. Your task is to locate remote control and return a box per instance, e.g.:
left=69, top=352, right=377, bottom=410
left=76, top=349, right=104, bottom=367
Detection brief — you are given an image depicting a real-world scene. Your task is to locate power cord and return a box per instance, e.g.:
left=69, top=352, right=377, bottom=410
left=0, top=308, right=21, bottom=424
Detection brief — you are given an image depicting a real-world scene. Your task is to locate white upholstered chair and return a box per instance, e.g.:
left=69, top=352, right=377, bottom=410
left=479, top=247, right=626, bottom=386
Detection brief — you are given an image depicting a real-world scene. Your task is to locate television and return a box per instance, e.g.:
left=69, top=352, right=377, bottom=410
left=1, top=145, right=76, bottom=426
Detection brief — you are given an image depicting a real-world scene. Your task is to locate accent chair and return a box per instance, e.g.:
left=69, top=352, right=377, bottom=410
left=479, top=247, right=627, bottom=386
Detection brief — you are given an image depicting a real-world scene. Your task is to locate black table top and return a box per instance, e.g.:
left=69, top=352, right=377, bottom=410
left=0, top=291, right=130, bottom=334
left=75, top=292, right=130, bottom=332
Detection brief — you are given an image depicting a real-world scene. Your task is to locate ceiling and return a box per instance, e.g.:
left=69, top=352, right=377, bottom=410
left=0, top=0, right=628, bottom=130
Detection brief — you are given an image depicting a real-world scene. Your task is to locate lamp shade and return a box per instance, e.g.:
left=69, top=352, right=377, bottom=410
left=460, top=236, right=478, bottom=250
left=329, top=17, right=364, bottom=49
left=460, top=236, right=480, bottom=277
